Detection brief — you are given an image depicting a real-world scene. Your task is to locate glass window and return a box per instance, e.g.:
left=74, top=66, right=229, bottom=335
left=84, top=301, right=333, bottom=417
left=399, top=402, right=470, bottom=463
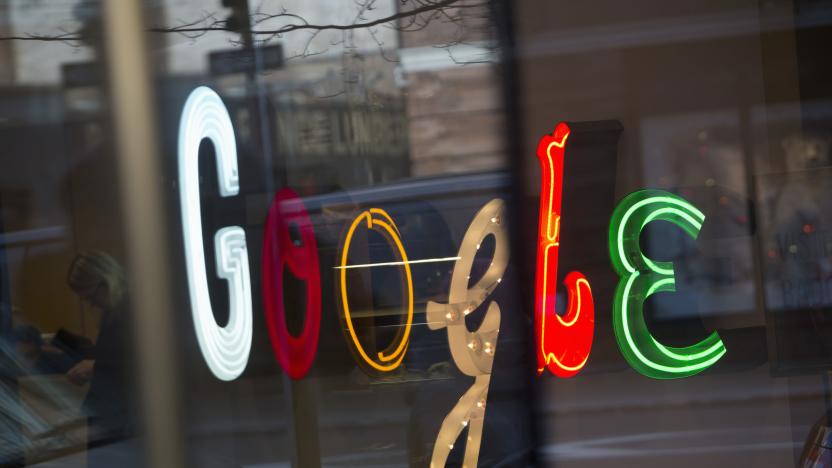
left=0, top=0, right=831, bottom=467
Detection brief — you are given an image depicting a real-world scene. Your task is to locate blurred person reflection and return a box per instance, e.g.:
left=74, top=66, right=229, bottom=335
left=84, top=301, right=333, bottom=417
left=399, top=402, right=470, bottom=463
left=12, top=324, right=75, bottom=374
left=66, top=251, right=137, bottom=457
left=12, top=325, right=43, bottom=372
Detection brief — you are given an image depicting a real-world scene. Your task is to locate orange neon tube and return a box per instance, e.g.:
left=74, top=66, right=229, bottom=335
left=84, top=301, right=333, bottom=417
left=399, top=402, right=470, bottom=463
left=339, top=208, right=414, bottom=373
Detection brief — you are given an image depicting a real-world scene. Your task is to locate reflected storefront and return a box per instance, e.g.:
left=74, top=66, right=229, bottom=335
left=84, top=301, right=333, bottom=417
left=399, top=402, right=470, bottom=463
left=0, top=0, right=831, bottom=467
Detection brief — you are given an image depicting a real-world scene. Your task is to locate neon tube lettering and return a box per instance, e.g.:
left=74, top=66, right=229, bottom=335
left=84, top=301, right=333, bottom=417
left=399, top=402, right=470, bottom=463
left=262, top=188, right=322, bottom=380
left=426, top=198, right=508, bottom=467
left=338, top=208, right=414, bottom=373
left=535, top=123, right=595, bottom=378
left=608, top=189, right=726, bottom=379
left=178, top=86, right=253, bottom=381
left=174, top=86, right=730, bottom=387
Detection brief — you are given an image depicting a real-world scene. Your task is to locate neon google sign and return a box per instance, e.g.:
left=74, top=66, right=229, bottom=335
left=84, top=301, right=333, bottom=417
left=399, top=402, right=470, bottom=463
left=178, top=87, right=726, bottom=464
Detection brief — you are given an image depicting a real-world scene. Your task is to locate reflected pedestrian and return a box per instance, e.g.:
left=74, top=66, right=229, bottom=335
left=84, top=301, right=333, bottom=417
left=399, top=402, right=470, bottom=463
left=66, top=252, right=136, bottom=454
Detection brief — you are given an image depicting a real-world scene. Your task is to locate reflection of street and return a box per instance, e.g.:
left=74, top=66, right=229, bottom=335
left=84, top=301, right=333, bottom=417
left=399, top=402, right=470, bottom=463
left=28, top=364, right=829, bottom=467
left=31, top=373, right=414, bottom=467
left=537, top=367, right=825, bottom=467
left=541, top=426, right=798, bottom=463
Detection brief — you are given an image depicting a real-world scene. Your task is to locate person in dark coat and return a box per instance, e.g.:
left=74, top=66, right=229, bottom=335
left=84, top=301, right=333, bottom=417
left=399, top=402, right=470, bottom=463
left=66, top=252, right=136, bottom=447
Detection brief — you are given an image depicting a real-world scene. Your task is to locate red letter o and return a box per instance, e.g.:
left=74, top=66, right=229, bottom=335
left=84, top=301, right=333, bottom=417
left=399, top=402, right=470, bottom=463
left=262, top=188, right=322, bottom=379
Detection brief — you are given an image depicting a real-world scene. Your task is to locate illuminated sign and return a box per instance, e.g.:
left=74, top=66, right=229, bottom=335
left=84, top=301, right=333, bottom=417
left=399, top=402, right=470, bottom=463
left=175, top=87, right=727, bottom=465
left=262, top=188, right=321, bottom=380
left=534, top=123, right=595, bottom=378
left=178, top=86, right=253, bottom=381
left=426, top=198, right=508, bottom=467
left=338, top=208, right=414, bottom=373
left=608, top=189, right=726, bottom=379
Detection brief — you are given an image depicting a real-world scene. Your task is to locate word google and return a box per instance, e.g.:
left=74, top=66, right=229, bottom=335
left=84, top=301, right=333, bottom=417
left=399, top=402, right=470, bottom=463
left=177, top=87, right=726, bottom=466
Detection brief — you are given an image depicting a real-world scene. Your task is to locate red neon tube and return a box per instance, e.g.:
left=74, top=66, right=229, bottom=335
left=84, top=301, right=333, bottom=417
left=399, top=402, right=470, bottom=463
left=535, top=122, right=595, bottom=378
left=262, top=188, right=322, bottom=380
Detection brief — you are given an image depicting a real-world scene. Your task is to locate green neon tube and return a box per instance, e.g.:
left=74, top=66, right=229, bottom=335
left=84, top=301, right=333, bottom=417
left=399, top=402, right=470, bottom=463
left=608, top=189, right=726, bottom=379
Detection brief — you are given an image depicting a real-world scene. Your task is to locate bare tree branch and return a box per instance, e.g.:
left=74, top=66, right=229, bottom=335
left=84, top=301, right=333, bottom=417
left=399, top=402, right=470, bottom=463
left=0, top=32, right=82, bottom=44
left=152, top=0, right=465, bottom=36
left=0, top=0, right=489, bottom=51
left=0, top=0, right=494, bottom=100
